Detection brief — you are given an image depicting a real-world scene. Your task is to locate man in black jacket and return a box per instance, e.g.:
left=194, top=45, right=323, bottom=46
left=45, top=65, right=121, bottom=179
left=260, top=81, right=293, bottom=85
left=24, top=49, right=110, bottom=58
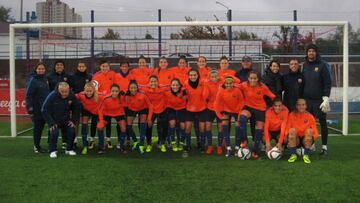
left=25, top=63, right=50, bottom=153
left=71, top=61, right=92, bottom=94
left=302, top=44, right=332, bottom=155
left=42, top=82, right=80, bottom=158
left=235, top=56, right=253, bottom=82
left=282, top=59, right=303, bottom=111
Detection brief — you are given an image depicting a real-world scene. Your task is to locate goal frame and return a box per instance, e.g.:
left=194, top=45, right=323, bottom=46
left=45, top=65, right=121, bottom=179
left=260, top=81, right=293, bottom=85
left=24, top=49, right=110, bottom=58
left=9, top=21, right=349, bottom=137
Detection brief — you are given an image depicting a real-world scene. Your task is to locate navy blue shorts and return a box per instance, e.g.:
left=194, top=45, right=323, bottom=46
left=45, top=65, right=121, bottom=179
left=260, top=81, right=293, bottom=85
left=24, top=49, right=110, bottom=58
left=104, top=115, right=125, bottom=123
left=167, top=108, right=187, bottom=122
left=185, top=109, right=207, bottom=122
left=205, top=109, right=220, bottom=122
left=242, top=106, right=265, bottom=122
left=126, top=108, right=149, bottom=117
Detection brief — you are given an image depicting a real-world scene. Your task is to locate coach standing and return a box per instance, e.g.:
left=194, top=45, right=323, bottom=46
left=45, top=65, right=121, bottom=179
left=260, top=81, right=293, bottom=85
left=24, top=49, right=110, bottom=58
left=42, top=82, right=80, bottom=158
left=302, top=44, right=332, bottom=155
left=25, top=63, right=50, bottom=153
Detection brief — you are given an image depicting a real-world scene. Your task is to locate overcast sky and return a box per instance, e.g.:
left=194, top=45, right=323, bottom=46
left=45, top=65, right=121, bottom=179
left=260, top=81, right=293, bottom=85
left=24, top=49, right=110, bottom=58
left=2, top=0, right=360, bottom=29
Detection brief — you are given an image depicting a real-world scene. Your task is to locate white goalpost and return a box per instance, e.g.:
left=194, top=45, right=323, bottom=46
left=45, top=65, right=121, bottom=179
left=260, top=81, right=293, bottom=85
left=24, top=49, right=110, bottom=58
left=8, top=21, right=349, bottom=137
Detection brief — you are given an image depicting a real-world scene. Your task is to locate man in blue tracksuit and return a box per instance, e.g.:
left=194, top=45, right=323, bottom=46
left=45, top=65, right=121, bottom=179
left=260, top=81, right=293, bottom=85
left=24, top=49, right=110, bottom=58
left=42, top=82, right=80, bottom=158
left=25, top=63, right=50, bottom=153
left=302, top=44, right=332, bottom=155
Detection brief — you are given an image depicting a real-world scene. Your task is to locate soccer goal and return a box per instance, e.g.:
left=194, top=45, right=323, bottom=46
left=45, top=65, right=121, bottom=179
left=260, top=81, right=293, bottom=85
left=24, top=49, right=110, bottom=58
left=8, top=21, right=350, bottom=137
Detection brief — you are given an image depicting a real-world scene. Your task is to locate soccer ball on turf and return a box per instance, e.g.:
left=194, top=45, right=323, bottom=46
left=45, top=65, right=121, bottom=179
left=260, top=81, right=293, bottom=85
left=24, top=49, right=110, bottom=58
left=267, top=147, right=282, bottom=160
left=296, top=147, right=305, bottom=156
left=237, top=148, right=251, bottom=160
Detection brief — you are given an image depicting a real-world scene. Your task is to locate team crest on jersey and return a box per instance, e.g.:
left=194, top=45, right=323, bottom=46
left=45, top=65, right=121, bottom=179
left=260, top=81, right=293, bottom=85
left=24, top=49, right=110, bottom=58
left=314, top=67, right=319, bottom=72
left=280, top=116, right=284, bottom=121
left=68, top=100, right=72, bottom=105
left=64, top=77, right=67, bottom=81
left=232, top=94, right=237, bottom=98
left=304, top=119, right=308, bottom=124
left=256, top=91, right=261, bottom=95
left=298, top=78, right=302, bottom=83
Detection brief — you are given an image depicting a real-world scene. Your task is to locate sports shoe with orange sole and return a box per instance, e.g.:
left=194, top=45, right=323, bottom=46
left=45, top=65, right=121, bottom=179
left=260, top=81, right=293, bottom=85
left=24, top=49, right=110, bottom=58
left=205, top=146, right=214, bottom=155
left=216, top=146, right=223, bottom=155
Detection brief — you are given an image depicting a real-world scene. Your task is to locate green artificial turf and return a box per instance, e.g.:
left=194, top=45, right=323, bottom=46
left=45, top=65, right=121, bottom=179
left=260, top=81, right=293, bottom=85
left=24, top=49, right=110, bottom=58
left=0, top=136, right=359, bottom=202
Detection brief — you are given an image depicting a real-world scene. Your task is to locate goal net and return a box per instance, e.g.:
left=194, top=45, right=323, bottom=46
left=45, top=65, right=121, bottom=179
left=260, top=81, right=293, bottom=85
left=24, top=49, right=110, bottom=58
left=6, top=21, right=352, bottom=137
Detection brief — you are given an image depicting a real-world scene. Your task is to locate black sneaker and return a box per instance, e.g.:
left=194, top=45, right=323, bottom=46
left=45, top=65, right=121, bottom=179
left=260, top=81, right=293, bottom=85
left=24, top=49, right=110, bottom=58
left=320, top=149, right=328, bottom=156
left=225, top=148, right=232, bottom=157
left=97, top=148, right=105, bottom=154
left=34, top=146, right=46, bottom=154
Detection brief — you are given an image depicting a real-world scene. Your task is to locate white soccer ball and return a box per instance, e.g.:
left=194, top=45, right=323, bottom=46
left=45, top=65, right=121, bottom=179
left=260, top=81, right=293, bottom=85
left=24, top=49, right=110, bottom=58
left=267, top=147, right=282, bottom=160
left=237, top=148, right=251, bottom=160
left=296, top=147, right=305, bottom=156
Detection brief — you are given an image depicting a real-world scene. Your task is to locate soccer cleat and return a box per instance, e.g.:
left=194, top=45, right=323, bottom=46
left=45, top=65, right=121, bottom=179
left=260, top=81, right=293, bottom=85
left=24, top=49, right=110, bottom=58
left=177, top=143, right=184, bottom=152
left=320, top=149, right=328, bottom=156
left=234, top=147, right=240, bottom=157
left=139, top=146, right=145, bottom=154
left=62, top=143, right=67, bottom=150
left=106, top=141, right=113, bottom=149
left=303, top=155, right=311, bottom=164
left=49, top=151, right=57, bottom=158
left=160, top=145, right=167, bottom=153
left=34, top=146, right=46, bottom=154
left=252, top=152, right=259, bottom=159
left=205, top=146, right=214, bottom=155
left=288, top=154, right=298, bottom=163
left=171, top=142, right=178, bottom=152
left=97, top=149, right=105, bottom=154
left=152, top=137, right=159, bottom=144
left=145, top=145, right=153, bottom=153
left=116, top=142, right=121, bottom=149
left=225, top=148, right=232, bottom=157
left=65, top=150, right=77, bottom=156
left=88, top=140, right=96, bottom=149
left=216, top=146, right=223, bottom=155
left=132, top=141, right=139, bottom=150
left=81, top=147, right=88, bottom=155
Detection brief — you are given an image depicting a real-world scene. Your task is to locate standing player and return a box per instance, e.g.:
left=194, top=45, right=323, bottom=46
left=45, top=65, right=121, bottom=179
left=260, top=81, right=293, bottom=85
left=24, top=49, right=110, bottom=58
left=47, top=60, right=72, bottom=91
left=142, top=76, right=168, bottom=152
left=237, top=71, right=276, bottom=159
left=92, top=60, right=117, bottom=149
left=152, top=56, right=175, bottom=86
left=42, top=82, right=80, bottom=158
left=71, top=61, right=92, bottom=94
left=286, top=98, right=319, bottom=164
left=131, top=55, right=153, bottom=86
left=164, top=78, right=187, bottom=152
left=262, top=59, right=283, bottom=106
left=235, top=56, right=253, bottom=82
left=218, top=56, right=236, bottom=80
left=264, top=98, right=289, bottom=153
left=302, top=44, right=332, bottom=155
left=76, top=82, right=105, bottom=155
left=125, top=81, right=153, bottom=154
left=25, top=63, right=50, bottom=153
left=214, top=76, right=244, bottom=157
left=203, top=70, right=222, bottom=155
left=282, top=59, right=303, bottom=112
left=171, top=56, right=190, bottom=84
left=196, top=56, right=211, bottom=80
left=97, top=84, right=127, bottom=154
left=71, top=61, right=92, bottom=149
left=114, top=61, right=135, bottom=148
left=183, top=69, right=208, bottom=157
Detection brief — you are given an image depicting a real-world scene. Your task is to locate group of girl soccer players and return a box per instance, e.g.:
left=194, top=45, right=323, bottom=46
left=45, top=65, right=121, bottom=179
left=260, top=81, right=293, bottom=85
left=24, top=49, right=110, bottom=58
left=26, top=52, right=322, bottom=164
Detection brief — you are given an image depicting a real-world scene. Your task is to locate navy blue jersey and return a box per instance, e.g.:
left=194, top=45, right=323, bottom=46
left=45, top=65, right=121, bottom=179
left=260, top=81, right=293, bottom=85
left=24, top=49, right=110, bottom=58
left=46, top=71, right=72, bottom=91
left=70, top=70, right=92, bottom=94
left=302, top=58, right=331, bottom=100
left=41, top=91, right=80, bottom=126
left=25, top=73, right=50, bottom=118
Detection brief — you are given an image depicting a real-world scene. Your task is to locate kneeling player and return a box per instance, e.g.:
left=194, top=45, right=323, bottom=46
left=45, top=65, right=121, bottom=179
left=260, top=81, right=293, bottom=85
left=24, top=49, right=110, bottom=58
left=76, top=82, right=105, bottom=155
left=286, top=98, right=319, bottom=164
left=42, top=82, right=80, bottom=158
left=97, top=84, right=127, bottom=154
left=264, top=98, right=289, bottom=153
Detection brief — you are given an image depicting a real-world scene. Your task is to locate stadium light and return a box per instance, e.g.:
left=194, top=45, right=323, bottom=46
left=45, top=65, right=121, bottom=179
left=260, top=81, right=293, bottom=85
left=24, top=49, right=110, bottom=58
left=8, top=20, right=349, bottom=137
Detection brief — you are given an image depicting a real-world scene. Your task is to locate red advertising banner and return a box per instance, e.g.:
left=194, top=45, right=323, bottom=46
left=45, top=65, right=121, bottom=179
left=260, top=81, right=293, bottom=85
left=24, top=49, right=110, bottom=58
left=0, top=88, right=28, bottom=115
